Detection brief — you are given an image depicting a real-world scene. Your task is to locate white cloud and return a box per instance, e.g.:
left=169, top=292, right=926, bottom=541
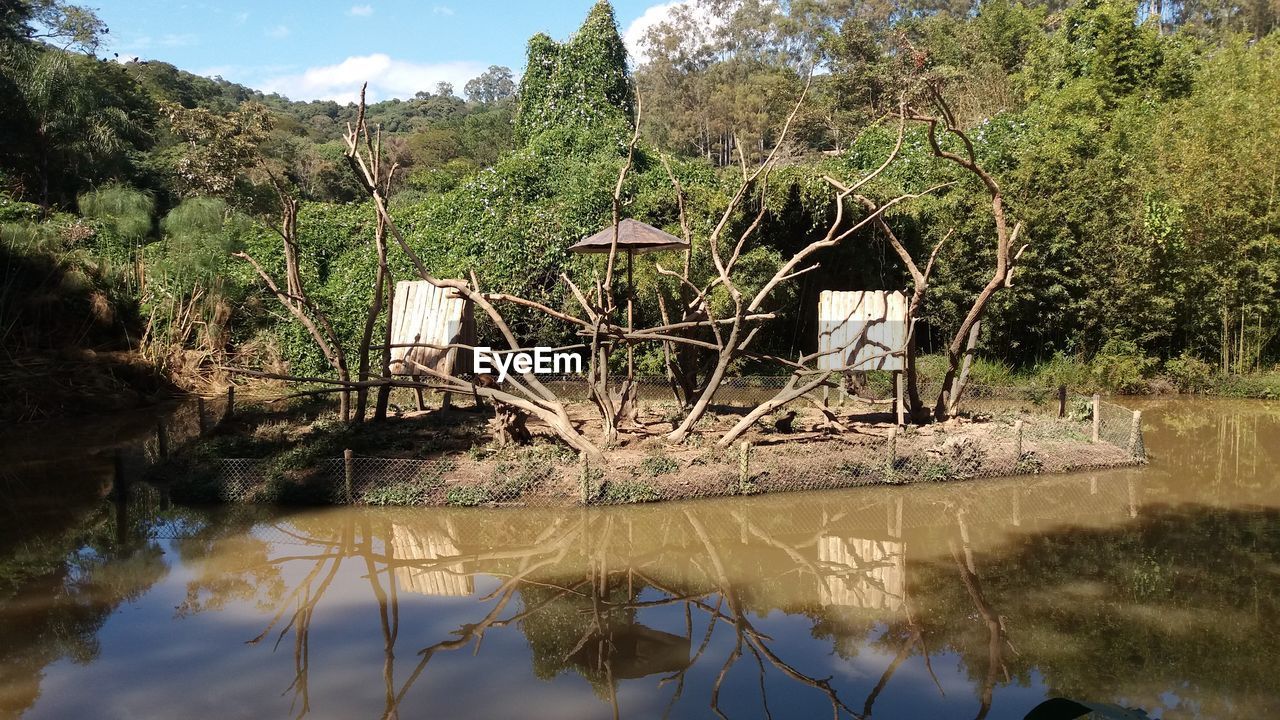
left=432, top=5, right=454, bottom=15
left=258, top=54, right=488, bottom=103
left=622, top=0, right=719, bottom=65
left=348, top=4, right=373, bottom=16
left=158, top=33, right=198, bottom=47
left=234, top=11, right=249, bottom=25
left=266, top=25, right=290, bottom=39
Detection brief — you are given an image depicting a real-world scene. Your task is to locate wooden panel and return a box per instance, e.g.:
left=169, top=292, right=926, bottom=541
left=817, top=290, right=908, bottom=371
left=389, top=281, right=474, bottom=377
left=817, top=536, right=905, bottom=610
left=390, top=524, right=474, bottom=597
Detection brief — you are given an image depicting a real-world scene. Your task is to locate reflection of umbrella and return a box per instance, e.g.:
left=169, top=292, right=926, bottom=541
left=568, top=624, right=692, bottom=679
left=570, top=219, right=691, bottom=378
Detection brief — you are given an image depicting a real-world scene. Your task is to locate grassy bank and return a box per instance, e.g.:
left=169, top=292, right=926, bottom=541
left=913, top=349, right=1280, bottom=400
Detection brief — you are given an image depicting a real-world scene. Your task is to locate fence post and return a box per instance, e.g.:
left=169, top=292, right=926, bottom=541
left=1091, top=394, right=1101, bottom=443
left=894, top=371, right=906, bottom=427
left=155, top=420, right=168, bottom=459
left=1128, top=410, right=1144, bottom=458
left=223, top=386, right=235, bottom=424
left=1013, top=419, right=1024, bottom=462
left=737, top=441, right=752, bottom=493
left=1057, top=385, right=1067, bottom=418
left=886, top=425, right=897, bottom=471
left=343, top=449, right=354, bottom=503
left=578, top=451, right=591, bottom=504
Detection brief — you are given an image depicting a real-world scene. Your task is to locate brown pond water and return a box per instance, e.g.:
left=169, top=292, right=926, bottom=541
left=1, top=397, right=1278, bottom=719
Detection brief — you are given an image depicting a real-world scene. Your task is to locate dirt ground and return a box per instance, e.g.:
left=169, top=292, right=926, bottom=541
left=180, top=396, right=1144, bottom=506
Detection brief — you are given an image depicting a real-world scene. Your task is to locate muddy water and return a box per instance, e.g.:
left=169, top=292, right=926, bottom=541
left=1, top=397, right=1278, bottom=719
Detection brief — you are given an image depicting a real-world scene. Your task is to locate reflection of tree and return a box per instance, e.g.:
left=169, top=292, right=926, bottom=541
left=907, top=505, right=1280, bottom=719
left=156, top=458, right=1280, bottom=720
left=0, top=485, right=172, bottom=717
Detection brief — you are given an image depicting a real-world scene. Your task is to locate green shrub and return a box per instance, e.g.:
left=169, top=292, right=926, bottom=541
left=1163, top=353, right=1213, bottom=393
left=1092, top=340, right=1156, bottom=394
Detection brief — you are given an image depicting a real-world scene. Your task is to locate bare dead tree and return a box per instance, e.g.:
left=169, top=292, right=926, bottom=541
left=233, top=248, right=353, bottom=422
left=848, top=189, right=953, bottom=423
left=661, top=96, right=942, bottom=444
left=341, top=85, right=603, bottom=457
left=350, top=120, right=397, bottom=423
left=908, top=84, right=1026, bottom=421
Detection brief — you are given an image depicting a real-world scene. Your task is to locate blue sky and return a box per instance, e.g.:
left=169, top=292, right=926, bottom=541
left=94, top=0, right=682, bottom=102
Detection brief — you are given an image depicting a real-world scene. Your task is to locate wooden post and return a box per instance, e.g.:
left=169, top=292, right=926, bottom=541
left=414, top=386, right=427, bottom=411
left=894, top=371, right=906, bottom=427
left=738, top=440, right=751, bottom=493
left=1057, top=385, right=1067, bottom=418
left=578, top=451, right=591, bottom=504
left=196, top=396, right=207, bottom=434
left=1128, top=410, right=1143, bottom=457
left=1091, top=394, right=1101, bottom=443
left=223, top=386, right=235, bottom=424
left=155, top=420, right=168, bottom=459
left=343, top=449, right=354, bottom=503
left=1013, top=419, right=1024, bottom=461
left=886, top=425, right=897, bottom=470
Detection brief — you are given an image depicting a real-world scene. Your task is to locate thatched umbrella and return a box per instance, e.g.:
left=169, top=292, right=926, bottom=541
left=569, top=219, right=690, bottom=378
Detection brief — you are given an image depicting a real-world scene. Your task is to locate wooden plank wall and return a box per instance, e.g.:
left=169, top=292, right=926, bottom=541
left=389, top=281, right=474, bottom=377
left=817, top=290, right=909, bottom=371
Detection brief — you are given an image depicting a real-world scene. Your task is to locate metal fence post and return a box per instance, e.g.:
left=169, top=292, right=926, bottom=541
left=1091, top=394, right=1101, bottom=443
left=738, top=440, right=751, bottom=493
left=1014, top=419, right=1024, bottom=461
left=578, top=451, right=591, bottom=504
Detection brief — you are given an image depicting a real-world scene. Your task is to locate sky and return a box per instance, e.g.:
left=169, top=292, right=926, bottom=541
left=91, top=0, right=689, bottom=103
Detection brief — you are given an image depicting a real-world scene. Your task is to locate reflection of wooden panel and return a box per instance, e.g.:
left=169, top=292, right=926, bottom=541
left=389, top=281, right=474, bottom=377
left=817, top=291, right=908, bottom=371
left=390, top=524, right=473, bottom=597
left=817, top=536, right=904, bottom=610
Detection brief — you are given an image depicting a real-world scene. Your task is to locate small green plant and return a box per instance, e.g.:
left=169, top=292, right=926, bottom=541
left=445, top=485, right=492, bottom=507
left=1014, top=451, right=1044, bottom=475
left=600, top=479, right=660, bottom=504
left=918, top=458, right=958, bottom=482
left=1068, top=397, right=1093, bottom=422
left=837, top=461, right=882, bottom=482
left=637, top=454, right=679, bottom=477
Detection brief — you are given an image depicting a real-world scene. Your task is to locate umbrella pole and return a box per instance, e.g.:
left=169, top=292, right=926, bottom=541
left=626, top=250, right=635, bottom=380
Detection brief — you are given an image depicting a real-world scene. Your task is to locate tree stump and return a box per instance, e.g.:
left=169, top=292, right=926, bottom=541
left=489, top=403, right=532, bottom=447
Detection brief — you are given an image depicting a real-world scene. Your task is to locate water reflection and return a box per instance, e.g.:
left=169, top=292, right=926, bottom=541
left=1, top=398, right=1279, bottom=718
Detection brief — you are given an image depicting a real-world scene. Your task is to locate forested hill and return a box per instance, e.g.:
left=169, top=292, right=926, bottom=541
left=2, top=0, right=1280, bottom=419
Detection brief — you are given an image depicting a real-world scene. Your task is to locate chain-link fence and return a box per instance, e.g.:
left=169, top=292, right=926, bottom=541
left=187, top=377, right=1145, bottom=507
